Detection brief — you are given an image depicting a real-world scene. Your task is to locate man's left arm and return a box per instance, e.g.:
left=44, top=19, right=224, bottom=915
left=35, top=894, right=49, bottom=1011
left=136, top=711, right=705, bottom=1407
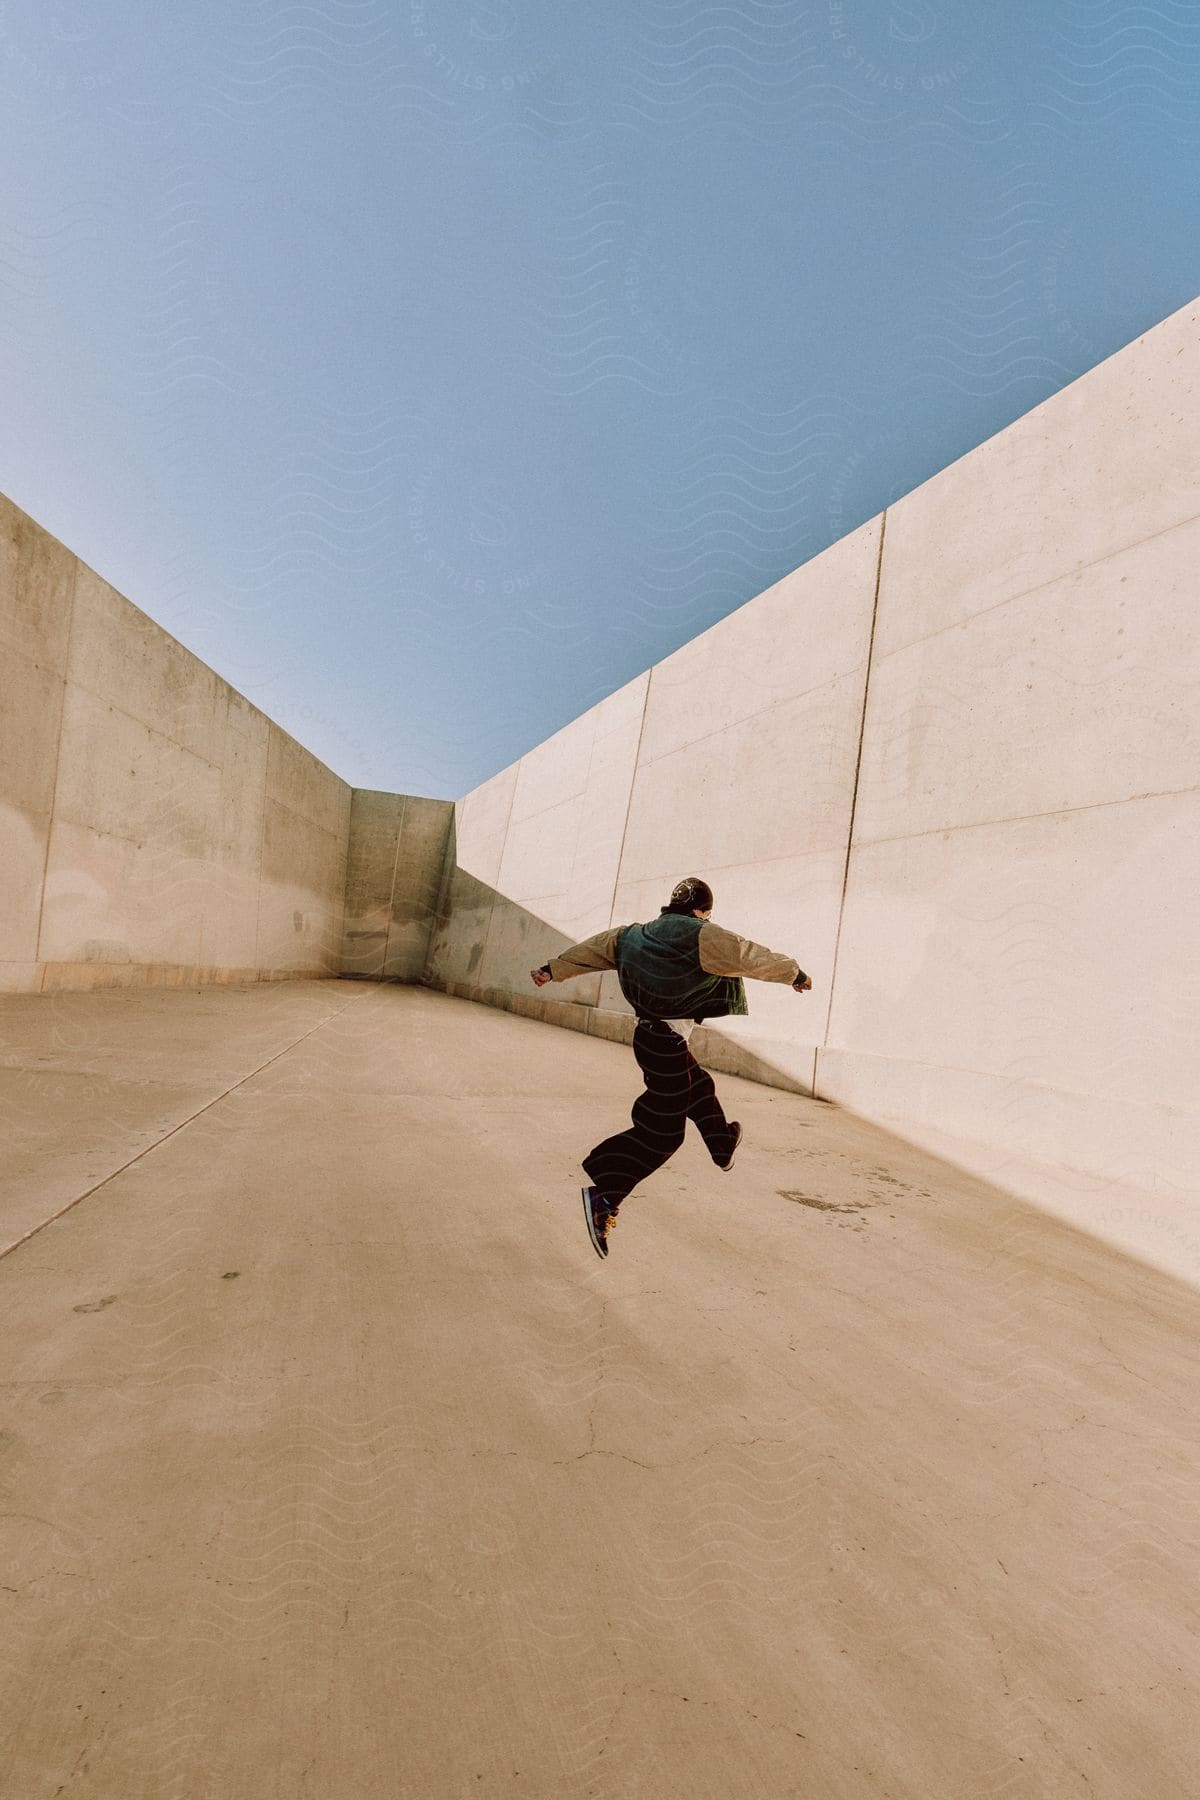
left=697, top=921, right=804, bottom=986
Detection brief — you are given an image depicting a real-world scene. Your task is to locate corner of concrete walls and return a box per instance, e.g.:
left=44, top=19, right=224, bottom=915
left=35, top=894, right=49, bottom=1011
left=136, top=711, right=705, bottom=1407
left=420, top=797, right=461, bottom=987
left=339, top=789, right=454, bottom=982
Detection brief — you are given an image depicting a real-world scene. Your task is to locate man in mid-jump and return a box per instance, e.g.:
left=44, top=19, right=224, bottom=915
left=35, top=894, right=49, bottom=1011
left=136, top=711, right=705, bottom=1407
left=531, top=876, right=812, bottom=1258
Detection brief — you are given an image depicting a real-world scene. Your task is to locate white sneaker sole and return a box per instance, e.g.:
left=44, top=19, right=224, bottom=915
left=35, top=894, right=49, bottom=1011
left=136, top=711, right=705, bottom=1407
left=718, top=1124, right=742, bottom=1171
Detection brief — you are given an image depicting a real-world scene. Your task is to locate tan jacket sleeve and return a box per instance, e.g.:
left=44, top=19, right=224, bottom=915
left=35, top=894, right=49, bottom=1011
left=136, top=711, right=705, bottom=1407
left=697, top=920, right=801, bottom=985
left=546, top=925, right=623, bottom=980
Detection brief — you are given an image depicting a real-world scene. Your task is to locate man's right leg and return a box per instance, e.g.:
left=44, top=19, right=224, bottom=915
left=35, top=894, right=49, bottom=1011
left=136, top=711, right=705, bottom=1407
left=583, top=1021, right=690, bottom=1208
left=684, top=1053, right=737, bottom=1166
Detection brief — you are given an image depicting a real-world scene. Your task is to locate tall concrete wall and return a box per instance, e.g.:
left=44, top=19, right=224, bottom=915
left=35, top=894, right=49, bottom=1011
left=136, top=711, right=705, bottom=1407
left=822, top=293, right=1200, bottom=1277
left=425, top=294, right=1200, bottom=1280
left=341, top=789, right=453, bottom=980
left=0, top=494, right=352, bottom=992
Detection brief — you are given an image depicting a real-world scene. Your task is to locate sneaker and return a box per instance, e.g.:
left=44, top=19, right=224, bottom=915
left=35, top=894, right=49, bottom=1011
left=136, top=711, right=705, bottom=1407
left=716, top=1121, right=742, bottom=1172
left=581, top=1186, right=617, bottom=1258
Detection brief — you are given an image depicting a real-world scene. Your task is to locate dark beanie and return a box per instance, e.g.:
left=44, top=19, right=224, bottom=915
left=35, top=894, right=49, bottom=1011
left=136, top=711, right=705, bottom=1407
left=662, top=875, right=713, bottom=916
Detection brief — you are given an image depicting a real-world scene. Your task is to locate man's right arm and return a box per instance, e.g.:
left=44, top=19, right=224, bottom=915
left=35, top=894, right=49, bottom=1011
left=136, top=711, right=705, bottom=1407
left=697, top=921, right=809, bottom=989
left=537, top=925, right=624, bottom=982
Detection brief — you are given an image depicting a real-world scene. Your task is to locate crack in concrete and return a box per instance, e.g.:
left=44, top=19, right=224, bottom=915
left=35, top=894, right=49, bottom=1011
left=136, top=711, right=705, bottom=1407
left=553, top=1436, right=793, bottom=1473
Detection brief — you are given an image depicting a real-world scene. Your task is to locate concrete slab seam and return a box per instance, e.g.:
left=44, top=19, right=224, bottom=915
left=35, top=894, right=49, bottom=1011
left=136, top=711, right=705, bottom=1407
left=33, top=552, right=79, bottom=977
left=383, top=790, right=408, bottom=978
left=819, top=508, right=888, bottom=1097
left=251, top=721, right=271, bottom=971
left=879, top=499, right=1200, bottom=664
left=850, top=779, right=1200, bottom=849
left=607, top=667, right=652, bottom=928
left=635, top=663, right=871, bottom=771
left=0, top=986, right=370, bottom=1265
left=477, top=771, right=520, bottom=982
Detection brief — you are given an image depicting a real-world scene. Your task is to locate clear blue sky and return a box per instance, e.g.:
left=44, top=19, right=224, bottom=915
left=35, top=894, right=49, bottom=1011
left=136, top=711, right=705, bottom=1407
left=2, top=1, right=1196, bottom=798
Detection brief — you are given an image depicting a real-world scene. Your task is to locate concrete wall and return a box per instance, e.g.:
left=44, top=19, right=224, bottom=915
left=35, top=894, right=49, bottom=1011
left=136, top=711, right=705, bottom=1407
left=821, top=293, right=1200, bottom=1278
left=425, top=293, right=1200, bottom=1280
left=341, top=789, right=453, bottom=980
left=423, top=676, right=654, bottom=1040
left=0, top=494, right=352, bottom=992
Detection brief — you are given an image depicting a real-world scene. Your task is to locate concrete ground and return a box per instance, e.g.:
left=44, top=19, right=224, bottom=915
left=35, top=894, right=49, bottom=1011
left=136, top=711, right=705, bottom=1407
left=1, top=980, right=1197, bottom=1800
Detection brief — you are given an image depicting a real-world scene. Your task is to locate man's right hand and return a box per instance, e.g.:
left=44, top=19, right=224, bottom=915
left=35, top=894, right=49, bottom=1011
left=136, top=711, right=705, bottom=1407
left=793, top=974, right=812, bottom=992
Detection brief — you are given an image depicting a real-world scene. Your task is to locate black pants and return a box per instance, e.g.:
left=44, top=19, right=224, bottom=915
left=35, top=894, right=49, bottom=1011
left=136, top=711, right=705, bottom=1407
left=582, top=1018, right=736, bottom=1209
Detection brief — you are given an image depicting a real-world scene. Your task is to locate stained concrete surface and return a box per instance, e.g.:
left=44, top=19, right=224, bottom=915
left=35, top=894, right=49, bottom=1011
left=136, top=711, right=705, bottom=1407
left=0, top=491, right=354, bottom=995
left=1, top=981, right=1198, bottom=1798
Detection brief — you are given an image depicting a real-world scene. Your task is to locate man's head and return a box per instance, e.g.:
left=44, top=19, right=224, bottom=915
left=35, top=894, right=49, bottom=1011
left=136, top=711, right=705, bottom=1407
left=665, top=876, right=713, bottom=919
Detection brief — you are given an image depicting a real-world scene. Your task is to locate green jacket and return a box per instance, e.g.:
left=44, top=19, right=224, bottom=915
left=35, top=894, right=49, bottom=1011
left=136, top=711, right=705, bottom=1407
left=545, top=908, right=804, bottom=1022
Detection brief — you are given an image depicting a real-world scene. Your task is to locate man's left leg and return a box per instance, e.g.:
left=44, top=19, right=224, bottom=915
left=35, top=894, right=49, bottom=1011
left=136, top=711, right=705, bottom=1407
left=583, top=1021, right=691, bottom=1209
